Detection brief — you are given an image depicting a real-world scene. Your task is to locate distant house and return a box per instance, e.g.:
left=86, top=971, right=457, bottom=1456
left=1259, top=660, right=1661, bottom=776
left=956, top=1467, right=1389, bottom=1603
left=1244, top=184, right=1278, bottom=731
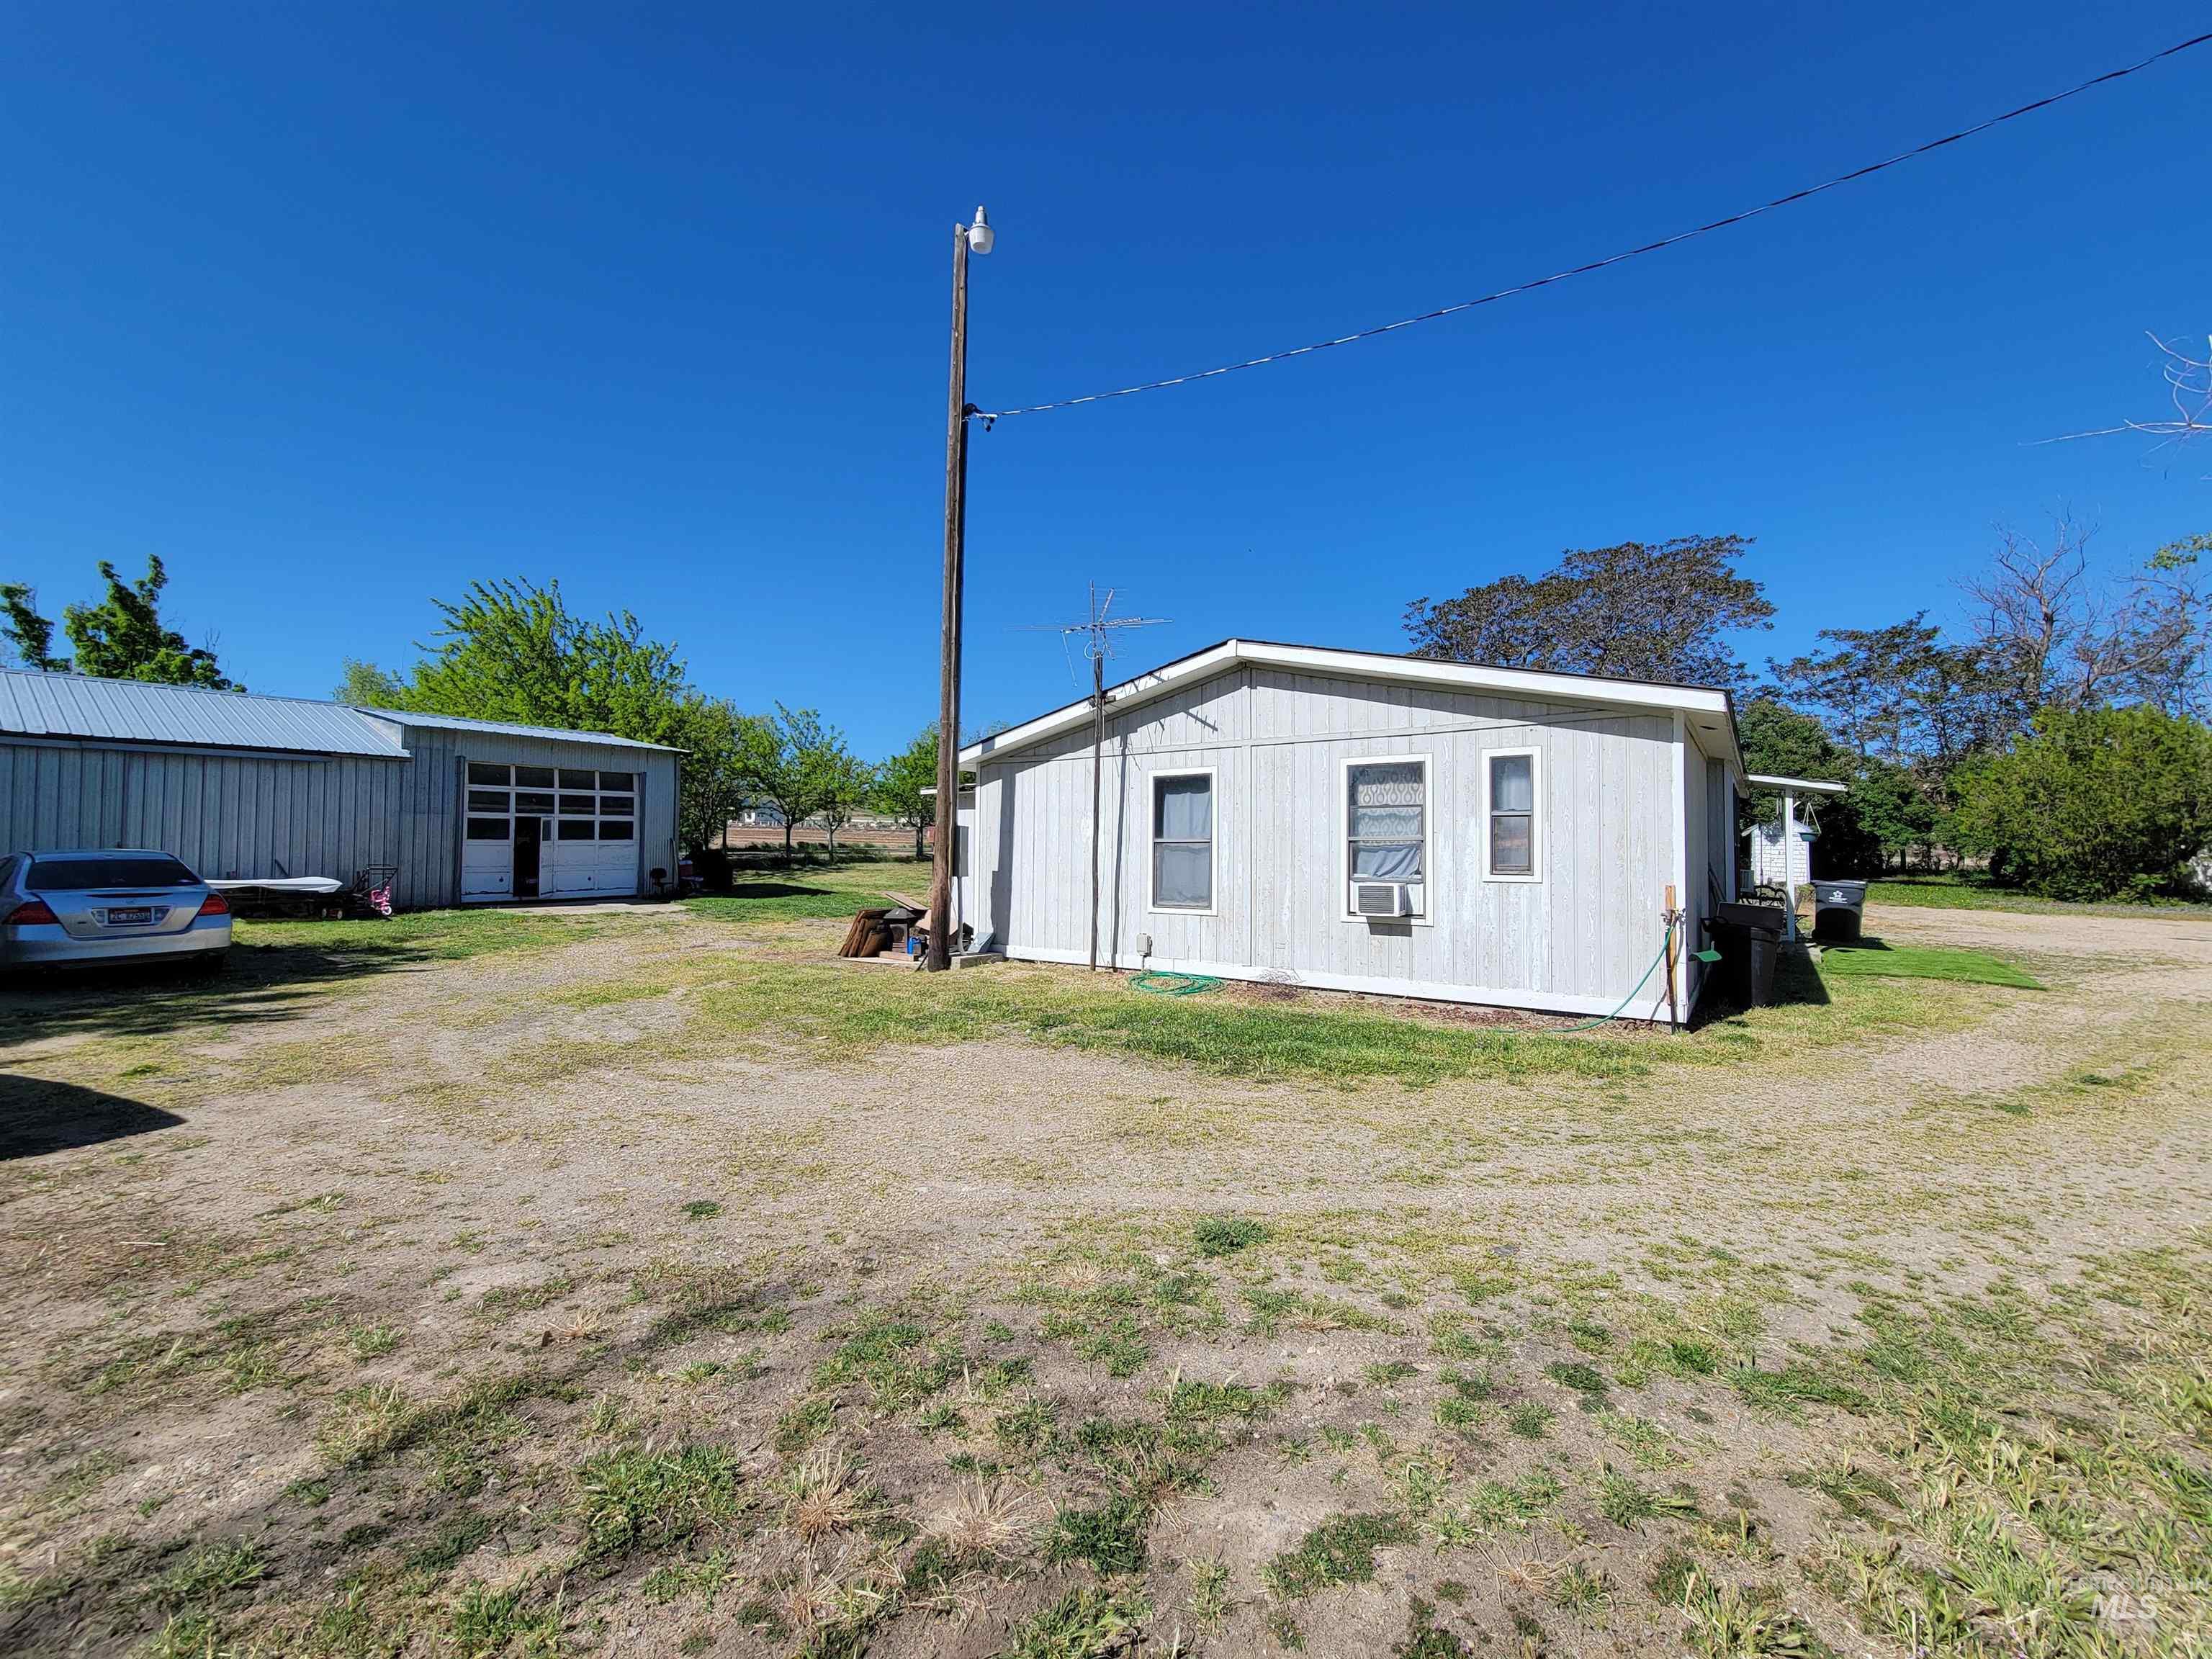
left=0, top=671, right=680, bottom=909
left=956, top=639, right=1753, bottom=1021
left=1744, top=775, right=1850, bottom=892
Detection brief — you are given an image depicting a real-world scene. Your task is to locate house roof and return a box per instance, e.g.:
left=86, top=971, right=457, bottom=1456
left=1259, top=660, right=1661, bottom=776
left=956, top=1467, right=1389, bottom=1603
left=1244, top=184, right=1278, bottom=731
left=0, top=669, right=413, bottom=757
left=1745, top=773, right=1849, bottom=795
left=361, top=709, right=679, bottom=752
left=0, top=670, right=678, bottom=757
left=961, top=638, right=1748, bottom=776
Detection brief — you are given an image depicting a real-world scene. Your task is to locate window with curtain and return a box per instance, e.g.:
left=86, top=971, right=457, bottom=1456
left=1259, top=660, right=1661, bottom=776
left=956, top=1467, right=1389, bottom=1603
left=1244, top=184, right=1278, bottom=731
left=1488, top=752, right=1537, bottom=876
left=1151, top=773, right=1213, bottom=910
left=1347, top=760, right=1425, bottom=911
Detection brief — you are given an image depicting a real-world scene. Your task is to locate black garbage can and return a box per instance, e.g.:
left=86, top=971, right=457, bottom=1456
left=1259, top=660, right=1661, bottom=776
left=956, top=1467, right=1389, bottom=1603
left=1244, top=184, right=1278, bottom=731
left=1709, top=902, right=1788, bottom=1007
left=1812, top=879, right=1869, bottom=943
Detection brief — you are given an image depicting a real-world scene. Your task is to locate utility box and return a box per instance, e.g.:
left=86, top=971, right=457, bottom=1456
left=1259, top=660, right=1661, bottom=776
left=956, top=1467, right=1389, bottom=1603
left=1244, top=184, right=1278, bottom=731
left=1812, top=879, right=1869, bottom=943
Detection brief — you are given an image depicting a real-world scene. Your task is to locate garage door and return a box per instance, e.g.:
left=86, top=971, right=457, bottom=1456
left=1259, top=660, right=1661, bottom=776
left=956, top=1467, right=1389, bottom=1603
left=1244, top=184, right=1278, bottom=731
left=463, top=764, right=638, bottom=902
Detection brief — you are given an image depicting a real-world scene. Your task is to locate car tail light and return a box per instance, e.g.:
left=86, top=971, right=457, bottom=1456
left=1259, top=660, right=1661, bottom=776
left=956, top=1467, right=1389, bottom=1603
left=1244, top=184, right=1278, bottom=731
left=5, top=898, right=58, bottom=926
left=195, top=891, right=232, bottom=917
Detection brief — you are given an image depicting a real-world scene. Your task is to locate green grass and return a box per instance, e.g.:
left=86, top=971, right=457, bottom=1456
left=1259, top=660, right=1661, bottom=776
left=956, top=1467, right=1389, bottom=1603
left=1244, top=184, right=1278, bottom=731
left=681, top=858, right=924, bottom=925
left=572, top=1443, right=743, bottom=1557
left=1868, top=873, right=2212, bottom=916
left=236, top=907, right=600, bottom=962
left=999, top=1587, right=1149, bottom=1658
left=1263, top=1511, right=1415, bottom=1598
left=1819, top=942, right=2042, bottom=990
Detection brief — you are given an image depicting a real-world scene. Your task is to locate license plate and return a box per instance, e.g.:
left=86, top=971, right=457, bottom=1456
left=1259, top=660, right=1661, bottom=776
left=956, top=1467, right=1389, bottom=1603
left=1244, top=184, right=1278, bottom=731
left=105, top=907, right=155, bottom=925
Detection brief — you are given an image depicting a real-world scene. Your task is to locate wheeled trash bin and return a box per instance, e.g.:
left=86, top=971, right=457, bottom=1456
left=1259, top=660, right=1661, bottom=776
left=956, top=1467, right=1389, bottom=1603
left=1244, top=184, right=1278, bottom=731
left=1708, top=901, right=1788, bottom=1007
left=1812, top=879, right=1869, bottom=943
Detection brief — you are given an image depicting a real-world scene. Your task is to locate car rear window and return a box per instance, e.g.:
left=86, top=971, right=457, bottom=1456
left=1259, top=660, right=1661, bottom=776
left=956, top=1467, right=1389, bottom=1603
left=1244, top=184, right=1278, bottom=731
left=28, top=855, right=200, bottom=889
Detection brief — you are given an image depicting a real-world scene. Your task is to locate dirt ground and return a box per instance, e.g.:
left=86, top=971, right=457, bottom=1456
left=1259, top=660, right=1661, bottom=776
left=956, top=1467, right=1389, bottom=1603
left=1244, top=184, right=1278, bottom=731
left=2, top=894, right=2208, bottom=1658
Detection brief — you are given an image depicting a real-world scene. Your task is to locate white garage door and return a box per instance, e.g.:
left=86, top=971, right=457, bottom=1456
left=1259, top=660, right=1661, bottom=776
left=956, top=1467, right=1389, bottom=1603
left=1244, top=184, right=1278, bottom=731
left=462, top=763, right=639, bottom=902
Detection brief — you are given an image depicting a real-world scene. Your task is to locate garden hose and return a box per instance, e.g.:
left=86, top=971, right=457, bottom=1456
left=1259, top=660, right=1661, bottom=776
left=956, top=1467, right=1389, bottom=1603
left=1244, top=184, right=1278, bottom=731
left=1131, top=971, right=1221, bottom=997
left=1548, top=932, right=1674, bottom=1033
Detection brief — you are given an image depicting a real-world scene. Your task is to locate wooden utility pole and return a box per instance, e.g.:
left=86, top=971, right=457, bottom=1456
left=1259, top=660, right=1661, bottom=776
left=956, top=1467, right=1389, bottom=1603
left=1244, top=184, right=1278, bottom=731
left=927, top=218, right=976, bottom=971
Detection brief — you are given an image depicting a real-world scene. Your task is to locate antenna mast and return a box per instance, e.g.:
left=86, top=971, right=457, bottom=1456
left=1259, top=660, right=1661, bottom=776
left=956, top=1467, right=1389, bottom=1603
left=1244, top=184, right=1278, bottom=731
left=1017, top=585, right=1169, bottom=970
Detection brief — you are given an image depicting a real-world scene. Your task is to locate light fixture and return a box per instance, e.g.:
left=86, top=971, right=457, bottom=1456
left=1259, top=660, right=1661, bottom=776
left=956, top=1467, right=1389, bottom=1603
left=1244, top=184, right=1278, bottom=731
left=967, top=205, right=994, bottom=255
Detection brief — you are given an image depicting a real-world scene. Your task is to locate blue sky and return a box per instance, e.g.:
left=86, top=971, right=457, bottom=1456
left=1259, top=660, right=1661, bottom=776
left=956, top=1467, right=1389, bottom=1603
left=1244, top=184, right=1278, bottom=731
left=4, top=4, right=2204, bottom=755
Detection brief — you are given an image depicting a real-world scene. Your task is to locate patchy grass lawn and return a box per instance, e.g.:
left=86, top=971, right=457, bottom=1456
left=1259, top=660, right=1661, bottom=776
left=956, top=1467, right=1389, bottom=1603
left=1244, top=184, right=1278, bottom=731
left=1868, top=873, right=2212, bottom=917
left=3, top=882, right=2208, bottom=1658
left=1820, top=940, right=2044, bottom=990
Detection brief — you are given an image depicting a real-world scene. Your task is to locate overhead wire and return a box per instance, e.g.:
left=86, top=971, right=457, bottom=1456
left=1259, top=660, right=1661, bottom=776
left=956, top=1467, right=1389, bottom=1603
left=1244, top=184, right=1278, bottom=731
left=971, top=31, right=2212, bottom=423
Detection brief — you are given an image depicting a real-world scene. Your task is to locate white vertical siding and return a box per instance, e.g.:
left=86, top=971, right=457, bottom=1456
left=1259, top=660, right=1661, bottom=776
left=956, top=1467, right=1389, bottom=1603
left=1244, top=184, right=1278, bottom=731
left=975, top=665, right=1685, bottom=1018
left=2, top=730, right=680, bottom=912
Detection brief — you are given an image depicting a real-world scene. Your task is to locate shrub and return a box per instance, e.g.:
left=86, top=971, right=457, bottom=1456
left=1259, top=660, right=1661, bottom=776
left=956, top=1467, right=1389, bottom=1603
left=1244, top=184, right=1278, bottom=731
left=1949, top=705, right=2212, bottom=901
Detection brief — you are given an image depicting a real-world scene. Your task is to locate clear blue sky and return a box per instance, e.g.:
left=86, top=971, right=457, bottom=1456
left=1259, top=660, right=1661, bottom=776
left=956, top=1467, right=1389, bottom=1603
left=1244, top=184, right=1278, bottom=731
left=4, top=4, right=2203, bottom=755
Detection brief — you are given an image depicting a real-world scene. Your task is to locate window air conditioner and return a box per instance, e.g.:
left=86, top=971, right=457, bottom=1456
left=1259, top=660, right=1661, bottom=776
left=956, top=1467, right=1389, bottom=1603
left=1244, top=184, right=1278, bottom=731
left=1352, top=881, right=1411, bottom=918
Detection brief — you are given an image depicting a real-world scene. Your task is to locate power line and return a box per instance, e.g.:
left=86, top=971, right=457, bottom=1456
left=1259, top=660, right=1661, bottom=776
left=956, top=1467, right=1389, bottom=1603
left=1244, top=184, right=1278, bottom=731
left=971, top=31, right=2212, bottom=423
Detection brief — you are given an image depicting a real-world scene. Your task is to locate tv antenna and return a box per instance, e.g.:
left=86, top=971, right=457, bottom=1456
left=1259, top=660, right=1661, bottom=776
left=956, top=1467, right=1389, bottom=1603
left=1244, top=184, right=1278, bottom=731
left=1016, top=585, right=1169, bottom=970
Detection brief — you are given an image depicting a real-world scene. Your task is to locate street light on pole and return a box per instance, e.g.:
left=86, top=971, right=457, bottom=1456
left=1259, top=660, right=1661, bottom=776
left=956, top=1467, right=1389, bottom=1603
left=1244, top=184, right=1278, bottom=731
left=927, top=206, right=992, bottom=971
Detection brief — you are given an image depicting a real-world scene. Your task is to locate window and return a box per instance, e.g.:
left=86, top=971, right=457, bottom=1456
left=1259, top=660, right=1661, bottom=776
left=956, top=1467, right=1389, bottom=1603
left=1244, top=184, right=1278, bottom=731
left=598, top=794, right=635, bottom=817
left=598, top=819, right=634, bottom=840
left=557, top=819, right=596, bottom=840
left=516, top=765, right=556, bottom=788
left=559, top=768, right=595, bottom=790
left=466, top=817, right=511, bottom=841
left=1149, top=771, right=1214, bottom=912
left=515, top=791, right=557, bottom=814
left=30, top=853, right=199, bottom=888
left=1484, top=749, right=1542, bottom=881
left=558, top=794, right=597, bottom=817
left=467, top=789, right=509, bottom=812
left=1346, top=759, right=1427, bottom=917
left=599, top=770, right=633, bottom=791
left=467, top=763, right=510, bottom=786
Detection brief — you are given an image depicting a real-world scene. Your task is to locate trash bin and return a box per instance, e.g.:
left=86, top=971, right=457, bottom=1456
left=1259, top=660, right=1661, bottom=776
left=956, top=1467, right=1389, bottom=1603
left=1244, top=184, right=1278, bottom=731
left=1812, top=879, right=1869, bottom=943
left=1711, top=901, right=1788, bottom=1007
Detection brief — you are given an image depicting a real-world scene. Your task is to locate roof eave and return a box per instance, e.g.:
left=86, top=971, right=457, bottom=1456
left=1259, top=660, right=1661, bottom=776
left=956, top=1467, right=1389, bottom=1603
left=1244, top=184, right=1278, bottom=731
left=960, top=638, right=1736, bottom=765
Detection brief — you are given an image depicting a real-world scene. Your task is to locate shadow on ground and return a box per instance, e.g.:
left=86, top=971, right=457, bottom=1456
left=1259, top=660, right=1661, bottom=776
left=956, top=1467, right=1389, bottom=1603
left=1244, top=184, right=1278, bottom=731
left=0, top=938, right=448, bottom=1044
left=0, top=1075, right=185, bottom=1160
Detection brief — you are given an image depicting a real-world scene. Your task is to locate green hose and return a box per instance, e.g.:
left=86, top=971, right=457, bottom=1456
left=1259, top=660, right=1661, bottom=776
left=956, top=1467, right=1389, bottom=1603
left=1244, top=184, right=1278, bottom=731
left=1131, top=971, right=1221, bottom=997
left=1548, top=933, right=1675, bottom=1033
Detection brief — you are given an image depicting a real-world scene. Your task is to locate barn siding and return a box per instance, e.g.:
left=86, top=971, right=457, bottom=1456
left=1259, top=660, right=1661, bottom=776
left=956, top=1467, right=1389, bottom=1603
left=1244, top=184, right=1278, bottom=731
left=1, top=728, right=680, bottom=912
left=971, top=665, right=1687, bottom=1018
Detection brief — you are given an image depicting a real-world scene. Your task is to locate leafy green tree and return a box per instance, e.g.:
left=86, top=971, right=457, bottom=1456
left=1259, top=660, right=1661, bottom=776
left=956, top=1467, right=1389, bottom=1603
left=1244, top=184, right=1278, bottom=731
left=734, top=704, right=840, bottom=864
left=333, top=659, right=405, bottom=706
left=873, top=725, right=940, bottom=859
left=1, top=585, right=66, bottom=671
left=668, top=695, right=747, bottom=857
left=1949, top=705, right=2212, bottom=900
left=1735, top=694, right=1884, bottom=877
left=3, top=557, right=240, bottom=687
left=397, top=578, right=686, bottom=737
left=1406, top=535, right=1774, bottom=690
left=810, top=745, right=874, bottom=864
left=380, top=577, right=739, bottom=857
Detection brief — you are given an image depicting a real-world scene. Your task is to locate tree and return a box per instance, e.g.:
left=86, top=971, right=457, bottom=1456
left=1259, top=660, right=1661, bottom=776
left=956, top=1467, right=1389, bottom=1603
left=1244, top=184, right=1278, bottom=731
left=1, top=585, right=65, bottom=671
left=379, top=577, right=739, bottom=857
left=1963, top=514, right=2208, bottom=727
left=1949, top=704, right=2212, bottom=901
left=3, top=557, right=240, bottom=687
left=734, top=704, right=841, bottom=864
left=1735, top=694, right=1888, bottom=877
left=873, top=725, right=940, bottom=859
left=668, top=695, right=748, bottom=858
left=334, top=659, right=405, bottom=706
left=1406, top=535, right=1774, bottom=689
left=811, top=746, right=873, bottom=864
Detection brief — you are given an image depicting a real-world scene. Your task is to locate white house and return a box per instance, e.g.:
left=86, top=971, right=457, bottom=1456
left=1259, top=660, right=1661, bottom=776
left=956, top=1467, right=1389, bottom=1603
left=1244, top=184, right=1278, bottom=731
left=956, top=639, right=1751, bottom=1022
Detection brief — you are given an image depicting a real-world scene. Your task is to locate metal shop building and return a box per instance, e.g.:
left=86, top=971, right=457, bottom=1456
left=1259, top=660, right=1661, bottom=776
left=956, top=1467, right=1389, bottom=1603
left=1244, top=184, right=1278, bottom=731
left=0, top=670, right=680, bottom=909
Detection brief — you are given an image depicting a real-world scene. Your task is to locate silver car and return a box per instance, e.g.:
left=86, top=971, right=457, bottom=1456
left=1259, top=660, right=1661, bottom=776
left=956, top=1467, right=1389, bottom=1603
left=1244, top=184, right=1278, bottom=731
left=0, top=849, right=232, bottom=973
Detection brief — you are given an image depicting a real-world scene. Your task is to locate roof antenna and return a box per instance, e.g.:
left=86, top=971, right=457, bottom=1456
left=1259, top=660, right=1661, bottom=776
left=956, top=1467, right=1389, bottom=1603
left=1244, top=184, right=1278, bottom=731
left=1015, top=585, right=1169, bottom=971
